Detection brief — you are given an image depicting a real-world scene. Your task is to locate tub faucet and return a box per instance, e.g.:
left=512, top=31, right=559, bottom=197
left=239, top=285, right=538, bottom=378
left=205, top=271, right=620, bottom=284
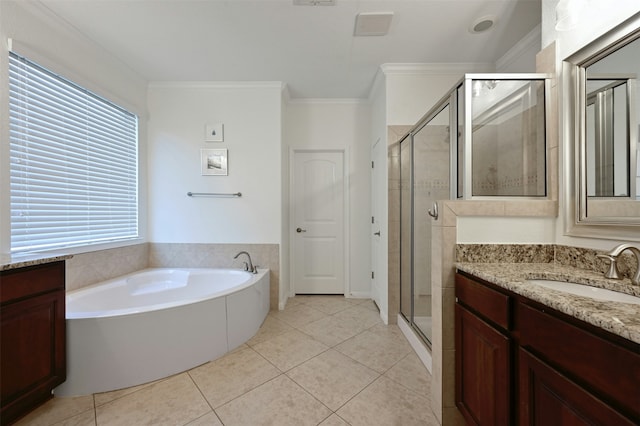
left=234, top=251, right=257, bottom=274
left=597, top=243, right=640, bottom=285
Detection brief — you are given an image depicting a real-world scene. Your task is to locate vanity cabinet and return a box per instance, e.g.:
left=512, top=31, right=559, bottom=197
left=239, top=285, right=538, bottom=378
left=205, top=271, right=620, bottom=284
left=1, top=261, right=66, bottom=425
left=455, top=271, right=640, bottom=426
left=455, top=273, right=513, bottom=425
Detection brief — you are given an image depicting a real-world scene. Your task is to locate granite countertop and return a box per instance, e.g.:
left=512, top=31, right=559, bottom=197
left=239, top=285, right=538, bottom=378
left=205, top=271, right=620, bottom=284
left=456, top=262, right=640, bottom=345
left=1, top=252, right=73, bottom=272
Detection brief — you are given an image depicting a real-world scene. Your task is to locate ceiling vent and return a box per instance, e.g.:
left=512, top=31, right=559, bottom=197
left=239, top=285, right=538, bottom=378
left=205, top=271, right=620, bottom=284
left=293, top=0, right=335, bottom=6
left=354, top=12, right=394, bottom=36
left=469, top=15, right=497, bottom=34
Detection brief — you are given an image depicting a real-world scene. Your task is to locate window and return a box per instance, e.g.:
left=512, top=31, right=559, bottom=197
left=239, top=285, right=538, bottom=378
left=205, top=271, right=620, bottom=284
left=9, top=52, right=139, bottom=253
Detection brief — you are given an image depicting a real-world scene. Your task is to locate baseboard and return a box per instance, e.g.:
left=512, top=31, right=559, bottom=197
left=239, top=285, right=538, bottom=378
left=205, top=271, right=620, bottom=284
left=348, top=291, right=371, bottom=299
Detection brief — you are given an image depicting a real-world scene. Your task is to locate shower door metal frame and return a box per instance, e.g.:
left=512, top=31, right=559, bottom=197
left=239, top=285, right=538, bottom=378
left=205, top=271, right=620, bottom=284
left=400, top=93, right=456, bottom=349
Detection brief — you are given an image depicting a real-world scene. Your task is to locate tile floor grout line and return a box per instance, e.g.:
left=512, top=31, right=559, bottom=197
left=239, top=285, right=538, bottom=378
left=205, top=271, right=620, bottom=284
left=380, top=352, right=432, bottom=395
left=211, top=373, right=286, bottom=414
left=93, top=394, right=98, bottom=425
left=283, top=369, right=336, bottom=416
left=378, top=345, right=413, bottom=375
left=20, top=296, right=435, bottom=425
left=331, top=373, right=385, bottom=416
left=186, top=369, right=217, bottom=414
left=92, top=372, right=173, bottom=409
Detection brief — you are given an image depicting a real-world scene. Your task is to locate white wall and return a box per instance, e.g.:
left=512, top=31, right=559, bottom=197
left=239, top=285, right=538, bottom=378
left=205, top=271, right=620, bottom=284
left=0, top=1, right=148, bottom=254
left=457, top=217, right=556, bottom=243
left=147, top=83, right=282, bottom=244
left=284, top=100, right=372, bottom=297
left=384, top=70, right=468, bottom=125
left=541, top=0, right=640, bottom=59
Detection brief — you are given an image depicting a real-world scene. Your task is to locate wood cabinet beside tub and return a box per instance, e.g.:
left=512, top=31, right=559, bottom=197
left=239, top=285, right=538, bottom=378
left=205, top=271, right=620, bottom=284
left=1, top=261, right=66, bottom=425
left=455, top=271, right=640, bottom=426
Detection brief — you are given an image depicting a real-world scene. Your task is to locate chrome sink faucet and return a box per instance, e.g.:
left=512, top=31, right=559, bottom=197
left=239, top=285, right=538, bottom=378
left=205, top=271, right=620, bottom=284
left=234, top=251, right=257, bottom=274
left=597, top=243, right=640, bottom=285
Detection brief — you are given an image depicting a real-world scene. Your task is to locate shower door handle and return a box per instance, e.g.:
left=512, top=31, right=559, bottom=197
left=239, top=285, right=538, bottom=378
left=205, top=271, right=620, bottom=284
left=427, top=202, right=439, bottom=220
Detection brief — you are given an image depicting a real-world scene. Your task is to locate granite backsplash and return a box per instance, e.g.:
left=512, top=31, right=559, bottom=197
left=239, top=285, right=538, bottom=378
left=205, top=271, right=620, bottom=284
left=456, top=244, right=638, bottom=281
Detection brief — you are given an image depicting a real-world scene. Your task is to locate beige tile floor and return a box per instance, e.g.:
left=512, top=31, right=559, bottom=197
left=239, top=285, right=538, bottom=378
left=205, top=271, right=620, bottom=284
left=16, top=296, right=438, bottom=426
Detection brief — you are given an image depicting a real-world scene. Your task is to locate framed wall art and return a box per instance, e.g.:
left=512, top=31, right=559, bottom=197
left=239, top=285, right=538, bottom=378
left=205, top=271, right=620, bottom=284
left=205, top=123, right=224, bottom=142
left=201, top=148, right=228, bottom=176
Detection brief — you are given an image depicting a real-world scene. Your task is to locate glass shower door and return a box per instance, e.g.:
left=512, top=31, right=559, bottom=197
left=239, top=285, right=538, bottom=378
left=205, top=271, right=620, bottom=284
left=399, top=104, right=451, bottom=346
left=411, top=104, right=450, bottom=343
left=399, top=135, right=413, bottom=323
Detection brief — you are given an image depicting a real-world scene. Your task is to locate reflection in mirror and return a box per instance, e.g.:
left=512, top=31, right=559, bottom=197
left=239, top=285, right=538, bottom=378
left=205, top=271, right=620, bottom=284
left=457, top=85, right=464, bottom=198
left=579, top=30, right=640, bottom=222
left=585, top=79, right=632, bottom=197
left=470, top=79, right=547, bottom=196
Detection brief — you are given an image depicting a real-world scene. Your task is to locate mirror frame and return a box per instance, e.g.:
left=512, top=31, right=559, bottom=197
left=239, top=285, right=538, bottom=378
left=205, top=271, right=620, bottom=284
left=564, top=12, right=640, bottom=240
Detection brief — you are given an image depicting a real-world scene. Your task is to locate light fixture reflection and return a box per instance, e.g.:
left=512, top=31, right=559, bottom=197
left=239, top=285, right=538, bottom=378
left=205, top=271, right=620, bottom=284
left=555, top=0, right=586, bottom=31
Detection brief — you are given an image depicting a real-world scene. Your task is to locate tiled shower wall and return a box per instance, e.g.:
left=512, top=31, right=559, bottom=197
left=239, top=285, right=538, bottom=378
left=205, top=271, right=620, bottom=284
left=66, top=243, right=280, bottom=310
left=413, top=123, right=450, bottom=315
left=387, top=125, right=413, bottom=325
left=472, top=101, right=546, bottom=197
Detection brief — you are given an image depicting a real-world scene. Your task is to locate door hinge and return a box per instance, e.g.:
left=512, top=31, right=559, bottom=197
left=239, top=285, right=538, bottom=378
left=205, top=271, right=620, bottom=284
left=371, top=161, right=374, bottom=168
left=371, top=271, right=375, bottom=279
left=371, top=216, right=375, bottom=224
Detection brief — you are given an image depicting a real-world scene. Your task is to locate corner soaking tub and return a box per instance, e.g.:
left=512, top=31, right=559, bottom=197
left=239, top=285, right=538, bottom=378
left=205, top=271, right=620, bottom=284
left=54, top=268, right=269, bottom=396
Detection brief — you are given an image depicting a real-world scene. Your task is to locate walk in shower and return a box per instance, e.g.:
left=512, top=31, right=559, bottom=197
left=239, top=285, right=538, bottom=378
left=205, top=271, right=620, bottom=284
left=400, top=103, right=451, bottom=345
left=399, top=74, right=549, bottom=347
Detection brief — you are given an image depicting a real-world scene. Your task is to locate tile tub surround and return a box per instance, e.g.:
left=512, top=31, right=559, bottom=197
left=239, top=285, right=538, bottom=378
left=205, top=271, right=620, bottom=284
left=18, top=296, right=439, bottom=426
left=149, top=243, right=280, bottom=311
left=65, top=244, right=149, bottom=291
left=63, top=242, right=280, bottom=310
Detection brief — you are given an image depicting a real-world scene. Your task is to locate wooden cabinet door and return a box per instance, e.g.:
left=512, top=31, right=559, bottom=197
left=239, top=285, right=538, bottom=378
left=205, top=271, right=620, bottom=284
left=455, top=304, right=511, bottom=426
left=518, top=348, right=635, bottom=426
left=1, top=290, right=66, bottom=424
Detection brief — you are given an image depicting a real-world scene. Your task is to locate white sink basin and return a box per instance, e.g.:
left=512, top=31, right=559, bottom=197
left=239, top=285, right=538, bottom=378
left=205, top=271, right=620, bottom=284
left=526, top=279, right=640, bottom=305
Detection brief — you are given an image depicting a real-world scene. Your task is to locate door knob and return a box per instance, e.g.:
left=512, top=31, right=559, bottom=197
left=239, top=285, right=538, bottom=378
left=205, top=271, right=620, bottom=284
left=296, top=227, right=307, bottom=233
left=374, top=231, right=381, bottom=236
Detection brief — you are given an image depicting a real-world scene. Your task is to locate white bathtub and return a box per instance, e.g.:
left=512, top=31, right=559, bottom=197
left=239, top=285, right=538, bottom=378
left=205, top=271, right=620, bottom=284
left=54, top=268, right=270, bottom=396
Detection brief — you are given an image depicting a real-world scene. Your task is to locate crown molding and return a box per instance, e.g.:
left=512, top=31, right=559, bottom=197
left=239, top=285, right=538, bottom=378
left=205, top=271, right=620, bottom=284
left=496, top=24, right=541, bottom=71
left=148, top=81, right=285, bottom=90
left=286, top=98, right=367, bottom=105
left=380, top=62, right=495, bottom=75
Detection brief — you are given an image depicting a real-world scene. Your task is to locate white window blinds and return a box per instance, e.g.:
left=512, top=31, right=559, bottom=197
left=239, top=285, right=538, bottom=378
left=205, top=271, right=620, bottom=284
left=9, top=52, right=139, bottom=253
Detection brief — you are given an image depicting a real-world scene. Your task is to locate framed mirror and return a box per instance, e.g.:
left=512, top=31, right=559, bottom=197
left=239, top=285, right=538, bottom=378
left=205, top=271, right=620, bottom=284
left=566, top=12, right=640, bottom=234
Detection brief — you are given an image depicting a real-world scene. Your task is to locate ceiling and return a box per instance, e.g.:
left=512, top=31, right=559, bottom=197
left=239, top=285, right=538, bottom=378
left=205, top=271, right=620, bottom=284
left=38, top=0, right=541, bottom=99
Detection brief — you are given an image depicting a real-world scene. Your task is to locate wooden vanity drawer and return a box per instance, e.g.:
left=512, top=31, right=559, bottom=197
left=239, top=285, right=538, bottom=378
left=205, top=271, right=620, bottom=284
left=1, top=261, right=65, bottom=304
left=519, top=302, right=640, bottom=420
left=455, top=273, right=511, bottom=331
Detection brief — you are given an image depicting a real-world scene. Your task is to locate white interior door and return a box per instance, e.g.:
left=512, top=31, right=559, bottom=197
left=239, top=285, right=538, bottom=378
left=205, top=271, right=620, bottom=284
left=371, top=139, right=383, bottom=307
left=292, top=150, right=345, bottom=294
